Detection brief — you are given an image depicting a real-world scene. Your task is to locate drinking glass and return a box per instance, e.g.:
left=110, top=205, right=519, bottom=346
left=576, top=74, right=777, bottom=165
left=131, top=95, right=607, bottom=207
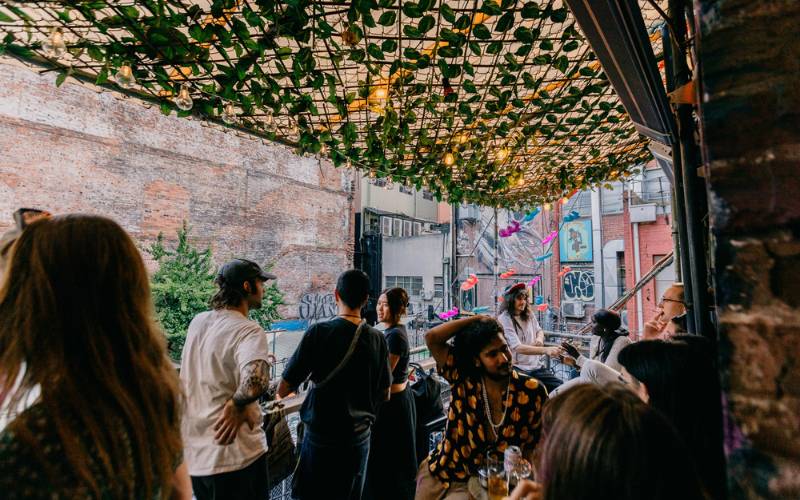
left=486, top=455, right=508, bottom=500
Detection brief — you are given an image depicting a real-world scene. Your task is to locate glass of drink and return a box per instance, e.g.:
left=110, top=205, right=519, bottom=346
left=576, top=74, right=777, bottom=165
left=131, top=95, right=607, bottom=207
left=486, top=455, right=508, bottom=500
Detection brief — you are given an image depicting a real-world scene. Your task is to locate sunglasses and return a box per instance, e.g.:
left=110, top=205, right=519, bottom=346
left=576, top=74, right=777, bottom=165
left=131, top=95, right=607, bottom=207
left=13, top=208, right=51, bottom=230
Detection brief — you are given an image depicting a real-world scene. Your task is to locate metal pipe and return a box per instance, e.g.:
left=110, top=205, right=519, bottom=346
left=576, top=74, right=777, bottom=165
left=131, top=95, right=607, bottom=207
left=662, top=22, right=697, bottom=335
left=591, top=189, right=605, bottom=308
left=668, top=0, right=711, bottom=338
left=632, top=221, right=644, bottom=338
left=493, top=207, right=500, bottom=316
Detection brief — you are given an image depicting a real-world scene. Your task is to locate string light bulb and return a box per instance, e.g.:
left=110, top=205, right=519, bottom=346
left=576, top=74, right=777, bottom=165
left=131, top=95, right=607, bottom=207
left=43, top=28, right=66, bottom=59
left=496, top=148, right=509, bottom=162
left=290, top=122, right=300, bottom=136
left=458, top=133, right=469, bottom=144
left=373, top=86, right=388, bottom=100
left=221, top=102, right=236, bottom=124
left=543, top=202, right=552, bottom=211
left=114, top=64, right=136, bottom=89
left=560, top=197, right=569, bottom=205
left=443, top=152, right=456, bottom=167
left=319, top=143, right=328, bottom=155
left=174, top=84, right=193, bottom=111
left=264, top=113, right=276, bottom=132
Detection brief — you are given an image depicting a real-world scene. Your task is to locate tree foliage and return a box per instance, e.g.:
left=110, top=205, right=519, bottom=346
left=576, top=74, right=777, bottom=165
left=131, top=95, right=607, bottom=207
left=148, top=222, right=283, bottom=361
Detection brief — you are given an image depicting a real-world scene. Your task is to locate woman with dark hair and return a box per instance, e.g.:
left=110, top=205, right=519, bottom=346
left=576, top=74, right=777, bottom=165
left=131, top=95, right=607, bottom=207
left=617, top=338, right=726, bottom=499
left=365, top=287, right=417, bottom=500
left=508, top=384, right=706, bottom=500
left=0, top=215, right=189, bottom=498
left=588, top=309, right=630, bottom=371
left=497, top=283, right=563, bottom=393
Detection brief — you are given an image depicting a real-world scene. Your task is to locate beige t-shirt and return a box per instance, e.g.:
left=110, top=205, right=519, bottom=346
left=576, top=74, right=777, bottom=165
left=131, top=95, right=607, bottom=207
left=180, top=309, right=269, bottom=476
left=497, top=310, right=546, bottom=371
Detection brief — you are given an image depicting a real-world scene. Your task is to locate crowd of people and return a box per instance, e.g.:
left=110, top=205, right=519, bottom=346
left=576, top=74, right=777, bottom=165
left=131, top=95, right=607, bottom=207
left=0, top=213, right=725, bottom=499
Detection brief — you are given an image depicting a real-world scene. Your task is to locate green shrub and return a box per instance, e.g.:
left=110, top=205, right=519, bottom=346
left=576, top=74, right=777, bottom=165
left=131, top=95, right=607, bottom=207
left=148, top=222, right=283, bottom=361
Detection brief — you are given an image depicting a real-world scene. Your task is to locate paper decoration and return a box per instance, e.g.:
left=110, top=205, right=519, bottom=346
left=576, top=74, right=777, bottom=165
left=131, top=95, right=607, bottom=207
left=471, top=306, right=490, bottom=314
left=522, top=208, right=540, bottom=223
left=558, top=266, right=572, bottom=277
left=438, top=307, right=459, bottom=320
left=542, top=231, right=558, bottom=245
left=534, top=295, right=544, bottom=305
left=499, top=267, right=517, bottom=279
left=535, top=252, right=553, bottom=262
left=536, top=303, right=549, bottom=312
left=563, top=210, right=580, bottom=222
left=527, top=276, right=541, bottom=287
left=499, top=220, right=521, bottom=238
left=460, top=274, right=478, bottom=291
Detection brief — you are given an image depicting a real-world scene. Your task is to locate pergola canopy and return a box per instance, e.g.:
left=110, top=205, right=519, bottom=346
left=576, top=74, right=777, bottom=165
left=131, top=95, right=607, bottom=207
left=0, top=0, right=665, bottom=207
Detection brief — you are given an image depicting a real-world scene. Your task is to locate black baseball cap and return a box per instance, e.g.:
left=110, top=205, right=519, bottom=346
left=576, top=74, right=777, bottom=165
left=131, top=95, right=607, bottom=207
left=216, top=259, right=276, bottom=288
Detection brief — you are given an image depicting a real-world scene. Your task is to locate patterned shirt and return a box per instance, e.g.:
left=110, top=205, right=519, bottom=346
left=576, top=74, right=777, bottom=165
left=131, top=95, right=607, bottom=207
left=0, top=403, right=170, bottom=499
left=427, top=350, right=547, bottom=485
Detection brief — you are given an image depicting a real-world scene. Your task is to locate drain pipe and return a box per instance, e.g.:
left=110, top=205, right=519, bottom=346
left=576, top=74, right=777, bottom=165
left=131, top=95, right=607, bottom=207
left=632, top=221, right=644, bottom=338
left=591, top=189, right=605, bottom=309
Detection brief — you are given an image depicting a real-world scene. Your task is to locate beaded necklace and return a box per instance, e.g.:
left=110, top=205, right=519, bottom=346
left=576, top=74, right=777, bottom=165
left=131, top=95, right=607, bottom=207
left=480, top=376, right=511, bottom=440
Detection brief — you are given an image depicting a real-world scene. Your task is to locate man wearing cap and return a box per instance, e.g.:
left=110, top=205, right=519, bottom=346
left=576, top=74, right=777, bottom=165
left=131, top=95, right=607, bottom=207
left=497, top=283, right=564, bottom=394
left=181, top=258, right=276, bottom=500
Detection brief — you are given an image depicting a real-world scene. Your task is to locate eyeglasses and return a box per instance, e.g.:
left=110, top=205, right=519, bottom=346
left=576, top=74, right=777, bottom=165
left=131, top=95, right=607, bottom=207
left=658, top=297, right=684, bottom=307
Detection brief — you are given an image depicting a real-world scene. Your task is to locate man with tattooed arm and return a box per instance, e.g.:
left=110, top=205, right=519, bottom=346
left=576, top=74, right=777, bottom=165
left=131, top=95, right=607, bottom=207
left=181, top=259, right=275, bottom=500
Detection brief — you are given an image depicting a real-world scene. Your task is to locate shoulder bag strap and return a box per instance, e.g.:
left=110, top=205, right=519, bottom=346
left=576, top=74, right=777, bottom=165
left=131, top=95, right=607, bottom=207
left=314, top=320, right=365, bottom=390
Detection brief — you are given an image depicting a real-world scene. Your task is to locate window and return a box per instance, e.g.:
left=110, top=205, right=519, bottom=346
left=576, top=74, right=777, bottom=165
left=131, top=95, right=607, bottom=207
left=381, top=217, right=392, bottom=236
left=399, top=184, right=414, bottom=195
left=616, top=252, right=626, bottom=297
left=421, top=189, right=434, bottom=201
left=642, top=168, right=670, bottom=205
left=434, top=276, right=444, bottom=298
left=653, top=255, right=676, bottom=302
left=601, top=182, right=624, bottom=214
left=414, top=222, right=422, bottom=236
left=403, top=220, right=413, bottom=237
left=573, top=190, right=592, bottom=217
left=386, top=276, right=424, bottom=297
left=392, top=218, right=402, bottom=237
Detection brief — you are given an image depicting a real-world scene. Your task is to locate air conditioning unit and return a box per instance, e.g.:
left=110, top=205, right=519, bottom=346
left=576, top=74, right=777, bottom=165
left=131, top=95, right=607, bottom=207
left=381, top=217, right=392, bottom=236
left=562, top=302, right=585, bottom=318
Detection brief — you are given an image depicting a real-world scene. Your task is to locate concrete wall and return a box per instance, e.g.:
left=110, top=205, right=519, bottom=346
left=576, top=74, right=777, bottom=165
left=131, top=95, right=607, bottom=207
left=698, top=0, right=800, bottom=496
left=0, top=62, right=353, bottom=320
left=382, top=233, right=446, bottom=314
left=360, top=178, right=440, bottom=222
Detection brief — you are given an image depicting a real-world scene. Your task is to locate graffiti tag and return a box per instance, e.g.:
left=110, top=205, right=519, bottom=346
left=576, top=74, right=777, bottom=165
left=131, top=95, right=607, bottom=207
left=298, top=293, right=337, bottom=323
left=563, top=270, right=594, bottom=302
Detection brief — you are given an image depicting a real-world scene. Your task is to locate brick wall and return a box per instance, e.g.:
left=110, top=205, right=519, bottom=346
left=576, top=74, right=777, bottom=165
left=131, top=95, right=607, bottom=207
left=698, top=1, right=800, bottom=497
left=622, top=212, right=674, bottom=335
left=0, top=62, right=353, bottom=320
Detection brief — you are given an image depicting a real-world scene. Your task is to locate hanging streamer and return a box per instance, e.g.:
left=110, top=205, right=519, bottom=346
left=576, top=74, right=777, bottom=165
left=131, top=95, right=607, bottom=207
left=536, top=303, right=549, bottom=312
left=542, top=231, right=558, bottom=245
left=527, top=276, right=541, bottom=287
left=558, top=266, right=572, bottom=277
left=438, top=307, right=459, bottom=320
left=499, top=267, right=517, bottom=279
left=535, top=252, right=553, bottom=262
left=460, top=274, right=478, bottom=291
left=499, top=220, right=521, bottom=238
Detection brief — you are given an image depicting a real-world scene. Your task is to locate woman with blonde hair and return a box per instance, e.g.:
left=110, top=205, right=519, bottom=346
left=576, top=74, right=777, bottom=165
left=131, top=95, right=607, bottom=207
left=0, top=215, right=190, bottom=498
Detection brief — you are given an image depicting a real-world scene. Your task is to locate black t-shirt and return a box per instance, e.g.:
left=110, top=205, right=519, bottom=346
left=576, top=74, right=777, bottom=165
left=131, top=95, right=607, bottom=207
left=385, top=325, right=410, bottom=385
left=282, top=318, right=391, bottom=440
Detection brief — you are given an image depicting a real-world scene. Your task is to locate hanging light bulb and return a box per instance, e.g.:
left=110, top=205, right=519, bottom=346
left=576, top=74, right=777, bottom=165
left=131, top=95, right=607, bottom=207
left=496, top=148, right=509, bottom=162
left=373, top=86, right=388, bottom=100
left=42, top=28, right=67, bottom=59
left=319, top=143, right=328, bottom=155
left=114, top=64, right=136, bottom=89
left=516, top=175, right=526, bottom=187
left=221, top=102, right=236, bottom=124
left=264, top=113, right=276, bottom=132
left=290, top=122, right=300, bottom=136
left=543, top=202, right=552, bottom=211
left=174, top=84, right=193, bottom=111
left=561, top=197, right=569, bottom=205
left=384, top=179, right=394, bottom=190
left=458, top=133, right=469, bottom=145
left=368, top=170, right=376, bottom=179
left=443, top=152, right=455, bottom=167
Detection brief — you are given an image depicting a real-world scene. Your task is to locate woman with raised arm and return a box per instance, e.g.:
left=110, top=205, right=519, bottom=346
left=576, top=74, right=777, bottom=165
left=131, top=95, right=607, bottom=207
left=0, top=215, right=190, bottom=499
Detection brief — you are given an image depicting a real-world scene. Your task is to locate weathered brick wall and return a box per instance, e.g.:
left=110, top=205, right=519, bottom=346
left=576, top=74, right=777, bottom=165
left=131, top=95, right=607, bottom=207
left=0, top=62, right=353, bottom=320
left=697, top=0, right=800, bottom=497
left=622, top=212, right=674, bottom=335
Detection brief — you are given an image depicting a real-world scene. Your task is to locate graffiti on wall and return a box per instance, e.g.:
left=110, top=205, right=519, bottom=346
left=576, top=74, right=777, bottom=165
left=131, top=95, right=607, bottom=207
left=563, top=269, right=594, bottom=302
left=298, top=293, right=337, bottom=324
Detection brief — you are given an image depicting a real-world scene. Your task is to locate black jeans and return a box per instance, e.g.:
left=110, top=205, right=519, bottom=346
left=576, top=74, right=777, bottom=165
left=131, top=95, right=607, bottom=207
left=526, top=367, right=563, bottom=394
left=191, top=452, right=269, bottom=500
left=292, top=427, right=371, bottom=500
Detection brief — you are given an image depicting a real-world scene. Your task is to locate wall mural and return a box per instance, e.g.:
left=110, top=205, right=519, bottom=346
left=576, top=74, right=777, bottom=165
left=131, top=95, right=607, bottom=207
left=559, top=219, right=593, bottom=262
left=563, top=269, right=595, bottom=302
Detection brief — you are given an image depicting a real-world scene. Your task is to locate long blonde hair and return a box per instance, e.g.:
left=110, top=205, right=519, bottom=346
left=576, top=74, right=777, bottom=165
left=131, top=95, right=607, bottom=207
left=0, top=215, right=182, bottom=496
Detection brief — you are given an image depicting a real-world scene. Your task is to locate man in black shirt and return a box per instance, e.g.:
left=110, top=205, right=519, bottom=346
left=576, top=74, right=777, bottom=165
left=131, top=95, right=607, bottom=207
left=278, top=270, right=391, bottom=500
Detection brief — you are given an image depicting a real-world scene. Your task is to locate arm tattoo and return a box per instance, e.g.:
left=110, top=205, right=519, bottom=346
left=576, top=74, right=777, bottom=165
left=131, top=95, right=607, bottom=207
left=232, top=359, right=270, bottom=407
